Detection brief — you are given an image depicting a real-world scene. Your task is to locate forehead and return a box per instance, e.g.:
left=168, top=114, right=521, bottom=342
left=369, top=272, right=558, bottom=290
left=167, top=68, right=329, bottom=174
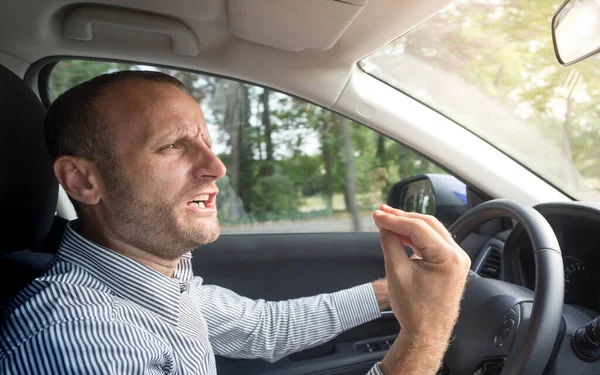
left=97, top=79, right=208, bottom=141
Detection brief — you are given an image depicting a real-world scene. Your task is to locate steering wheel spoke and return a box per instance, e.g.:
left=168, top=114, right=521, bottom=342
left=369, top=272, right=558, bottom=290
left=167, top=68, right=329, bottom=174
left=446, top=277, right=533, bottom=372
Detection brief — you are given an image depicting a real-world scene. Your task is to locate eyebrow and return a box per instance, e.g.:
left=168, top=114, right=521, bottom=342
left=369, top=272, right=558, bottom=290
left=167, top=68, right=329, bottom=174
left=147, top=127, right=185, bottom=146
left=148, top=124, right=211, bottom=147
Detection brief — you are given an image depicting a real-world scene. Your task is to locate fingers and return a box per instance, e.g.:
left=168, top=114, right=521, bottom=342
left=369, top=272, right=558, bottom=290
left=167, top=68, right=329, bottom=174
left=378, top=228, right=411, bottom=275
left=373, top=209, right=453, bottom=265
left=379, top=204, right=459, bottom=248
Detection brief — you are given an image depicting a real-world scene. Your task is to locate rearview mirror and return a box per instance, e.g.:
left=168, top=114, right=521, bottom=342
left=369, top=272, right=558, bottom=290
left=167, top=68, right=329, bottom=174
left=552, top=0, right=600, bottom=66
left=387, top=174, right=468, bottom=227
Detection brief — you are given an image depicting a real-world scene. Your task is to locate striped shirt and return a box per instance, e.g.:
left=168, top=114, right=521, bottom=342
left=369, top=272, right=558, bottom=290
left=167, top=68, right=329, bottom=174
left=0, top=221, right=385, bottom=374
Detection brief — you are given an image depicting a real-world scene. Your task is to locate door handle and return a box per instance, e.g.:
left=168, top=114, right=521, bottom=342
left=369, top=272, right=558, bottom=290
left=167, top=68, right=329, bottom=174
left=64, top=6, right=200, bottom=56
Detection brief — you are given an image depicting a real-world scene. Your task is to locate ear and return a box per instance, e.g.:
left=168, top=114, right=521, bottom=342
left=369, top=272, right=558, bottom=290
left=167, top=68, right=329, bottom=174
left=53, top=156, right=103, bottom=206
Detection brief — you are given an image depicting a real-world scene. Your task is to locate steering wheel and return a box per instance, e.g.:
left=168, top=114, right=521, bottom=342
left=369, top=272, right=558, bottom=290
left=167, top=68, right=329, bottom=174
left=443, top=199, right=564, bottom=374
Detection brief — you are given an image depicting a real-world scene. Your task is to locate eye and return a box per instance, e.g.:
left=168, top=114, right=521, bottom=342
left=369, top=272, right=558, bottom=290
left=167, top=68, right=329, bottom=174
left=159, top=143, right=179, bottom=152
left=158, top=142, right=181, bottom=153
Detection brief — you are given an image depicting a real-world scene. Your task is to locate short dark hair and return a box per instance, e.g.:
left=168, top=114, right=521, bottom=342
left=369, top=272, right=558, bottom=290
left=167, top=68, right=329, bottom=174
left=44, top=70, right=186, bottom=215
left=44, top=70, right=186, bottom=163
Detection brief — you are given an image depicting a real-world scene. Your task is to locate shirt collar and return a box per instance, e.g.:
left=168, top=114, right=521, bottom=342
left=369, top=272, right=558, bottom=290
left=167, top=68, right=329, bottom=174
left=56, top=220, right=194, bottom=326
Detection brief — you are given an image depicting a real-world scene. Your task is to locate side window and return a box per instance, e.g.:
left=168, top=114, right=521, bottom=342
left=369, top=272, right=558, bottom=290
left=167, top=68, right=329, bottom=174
left=49, top=60, right=456, bottom=234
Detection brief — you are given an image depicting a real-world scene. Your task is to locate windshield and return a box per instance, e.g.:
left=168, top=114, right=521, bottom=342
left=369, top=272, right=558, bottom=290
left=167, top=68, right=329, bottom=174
left=361, top=0, right=600, bottom=200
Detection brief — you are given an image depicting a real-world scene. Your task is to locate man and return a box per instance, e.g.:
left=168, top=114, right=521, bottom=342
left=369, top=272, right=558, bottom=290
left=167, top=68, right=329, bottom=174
left=0, top=71, right=471, bottom=374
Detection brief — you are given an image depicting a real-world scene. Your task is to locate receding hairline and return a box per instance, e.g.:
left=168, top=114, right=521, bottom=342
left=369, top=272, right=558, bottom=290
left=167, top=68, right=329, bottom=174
left=93, top=74, right=187, bottom=102
left=88, top=75, right=191, bottom=125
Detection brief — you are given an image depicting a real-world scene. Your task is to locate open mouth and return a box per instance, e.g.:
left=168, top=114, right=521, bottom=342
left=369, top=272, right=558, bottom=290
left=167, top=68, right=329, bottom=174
left=187, top=193, right=217, bottom=209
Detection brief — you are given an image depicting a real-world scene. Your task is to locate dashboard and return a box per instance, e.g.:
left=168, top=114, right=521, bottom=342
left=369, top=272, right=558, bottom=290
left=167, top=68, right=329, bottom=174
left=505, top=202, right=600, bottom=315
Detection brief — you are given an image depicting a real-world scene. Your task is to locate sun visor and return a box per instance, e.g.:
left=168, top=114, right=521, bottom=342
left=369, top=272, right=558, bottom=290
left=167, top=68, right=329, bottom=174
left=228, top=0, right=369, bottom=52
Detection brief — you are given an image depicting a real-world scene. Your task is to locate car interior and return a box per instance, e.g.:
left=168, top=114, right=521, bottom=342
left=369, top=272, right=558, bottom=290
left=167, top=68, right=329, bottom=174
left=2, top=0, right=600, bottom=374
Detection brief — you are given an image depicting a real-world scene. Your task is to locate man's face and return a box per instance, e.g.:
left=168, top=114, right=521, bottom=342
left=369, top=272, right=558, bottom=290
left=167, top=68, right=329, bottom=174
left=95, top=80, right=227, bottom=260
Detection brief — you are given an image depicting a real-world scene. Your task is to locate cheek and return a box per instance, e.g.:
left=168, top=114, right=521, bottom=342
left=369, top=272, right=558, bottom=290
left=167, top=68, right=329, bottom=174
left=136, top=161, right=191, bottom=201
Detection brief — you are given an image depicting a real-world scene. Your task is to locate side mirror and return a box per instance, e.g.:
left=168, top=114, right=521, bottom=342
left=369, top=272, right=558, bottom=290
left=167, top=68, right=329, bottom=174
left=387, top=174, right=468, bottom=226
left=552, top=0, right=600, bottom=66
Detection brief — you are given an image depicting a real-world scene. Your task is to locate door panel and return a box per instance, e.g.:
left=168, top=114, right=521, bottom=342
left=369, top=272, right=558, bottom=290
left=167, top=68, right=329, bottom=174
left=192, top=232, right=398, bottom=375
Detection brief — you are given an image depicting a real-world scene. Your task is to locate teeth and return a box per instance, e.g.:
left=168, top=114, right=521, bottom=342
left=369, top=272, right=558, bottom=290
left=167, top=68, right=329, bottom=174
left=188, top=194, right=210, bottom=208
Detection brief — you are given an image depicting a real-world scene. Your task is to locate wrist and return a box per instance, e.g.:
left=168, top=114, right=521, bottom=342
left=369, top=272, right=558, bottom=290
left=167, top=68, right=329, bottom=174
left=371, top=278, right=390, bottom=312
left=379, top=332, right=450, bottom=375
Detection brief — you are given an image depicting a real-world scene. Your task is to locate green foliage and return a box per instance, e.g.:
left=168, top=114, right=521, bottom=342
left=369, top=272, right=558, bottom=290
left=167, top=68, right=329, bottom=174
left=251, top=171, right=301, bottom=217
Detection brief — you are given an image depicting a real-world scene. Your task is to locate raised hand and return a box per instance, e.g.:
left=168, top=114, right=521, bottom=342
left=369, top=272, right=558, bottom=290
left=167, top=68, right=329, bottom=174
left=373, top=205, right=471, bottom=375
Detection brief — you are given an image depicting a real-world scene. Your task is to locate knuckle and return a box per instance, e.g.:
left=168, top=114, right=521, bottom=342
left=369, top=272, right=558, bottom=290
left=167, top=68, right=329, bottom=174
left=412, top=213, right=436, bottom=225
left=411, top=218, right=430, bottom=233
left=417, top=214, right=450, bottom=235
left=423, top=214, right=440, bottom=225
left=447, top=248, right=470, bottom=267
left=447, top=250, right=462, bottom=264
left=463, top=253, right=472, bottom=268
left=457, top=251, right=471, bottom=269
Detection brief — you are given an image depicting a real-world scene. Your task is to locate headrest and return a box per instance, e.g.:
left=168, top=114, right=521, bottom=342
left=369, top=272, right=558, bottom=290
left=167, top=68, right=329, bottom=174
left=0, top=64, right=58, bottom=254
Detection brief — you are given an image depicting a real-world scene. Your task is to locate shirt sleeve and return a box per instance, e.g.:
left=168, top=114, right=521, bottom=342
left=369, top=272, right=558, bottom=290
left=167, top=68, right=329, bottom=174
left=0, top=320, right=177, bottom=375
left=196, top=281, right=381, bottom=362
left=367, top=362, right=385, bottom=375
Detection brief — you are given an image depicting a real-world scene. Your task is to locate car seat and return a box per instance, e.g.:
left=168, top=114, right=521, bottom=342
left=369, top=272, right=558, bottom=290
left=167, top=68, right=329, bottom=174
left=0, top=63, right=65, bottom=311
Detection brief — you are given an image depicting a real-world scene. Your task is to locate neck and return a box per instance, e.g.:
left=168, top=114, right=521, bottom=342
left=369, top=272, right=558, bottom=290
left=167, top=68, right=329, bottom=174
left=79, top=220, right=179, bottom=278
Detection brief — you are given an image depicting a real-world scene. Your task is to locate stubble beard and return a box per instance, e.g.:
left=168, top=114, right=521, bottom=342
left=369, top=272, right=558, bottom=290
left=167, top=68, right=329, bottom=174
left=102, top=166, right=221, bottom=261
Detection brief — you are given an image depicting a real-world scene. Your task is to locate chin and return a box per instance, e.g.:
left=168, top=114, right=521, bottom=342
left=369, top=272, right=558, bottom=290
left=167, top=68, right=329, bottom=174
left=201, top=230, right=220, bottom=245
left=190, top=222, right=221, bottom=247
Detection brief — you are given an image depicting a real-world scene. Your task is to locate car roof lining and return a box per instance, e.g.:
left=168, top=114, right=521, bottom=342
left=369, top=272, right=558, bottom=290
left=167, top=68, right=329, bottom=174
left=0, top=0, right=452, bottom=108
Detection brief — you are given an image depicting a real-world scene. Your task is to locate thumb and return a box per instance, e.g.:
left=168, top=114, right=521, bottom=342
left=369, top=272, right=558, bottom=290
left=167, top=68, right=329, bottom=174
left=379, top=228, right=411, bottom=275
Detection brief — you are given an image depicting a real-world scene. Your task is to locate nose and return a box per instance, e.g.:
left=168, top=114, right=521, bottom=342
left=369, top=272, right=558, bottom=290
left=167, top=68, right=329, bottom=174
left=192, top=143, right=227, bottom=180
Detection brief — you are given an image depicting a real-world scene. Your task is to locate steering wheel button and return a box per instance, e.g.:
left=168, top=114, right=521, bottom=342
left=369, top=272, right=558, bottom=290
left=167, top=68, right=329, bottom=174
left=494, top=318, right=515, bottom=346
